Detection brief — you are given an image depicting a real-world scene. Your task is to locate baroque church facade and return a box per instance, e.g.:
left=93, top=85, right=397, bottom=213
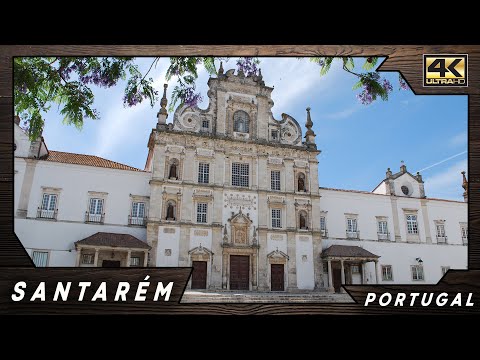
left=13, top=67, right=468, bottom=293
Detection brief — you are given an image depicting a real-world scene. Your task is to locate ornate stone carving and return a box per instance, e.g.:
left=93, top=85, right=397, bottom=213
left=268, top=157, right=283, bottom=165
left=166, top=145, right=185, bottom=154
left=224, top=193, right=256, bottom=210
left=196, top=148, right=214, bottom=158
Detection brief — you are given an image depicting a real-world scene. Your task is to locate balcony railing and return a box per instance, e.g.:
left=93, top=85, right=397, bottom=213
left=37, top=207, right=57, bottom=220
left=346, top=230, right=360, bottom=239
left=320, top=229, right=328, bottom=237
left=85, top=212, right=105, bottom=224
left=377, top=232, right=390, bottom=241
left=437, top=236, right=448, bottom=244
left=129, top=215, right=147, bottom=227
left=462, top=236, right=468, bottom=245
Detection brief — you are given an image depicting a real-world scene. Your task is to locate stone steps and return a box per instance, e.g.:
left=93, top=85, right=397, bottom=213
left=181, top=291, right=354, bottom=303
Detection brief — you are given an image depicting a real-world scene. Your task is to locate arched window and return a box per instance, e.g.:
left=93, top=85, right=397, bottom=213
left=298, top=173, right=306, bottom=192
left=299, top=212, right=308, bottom=230
left=166, top=201, right=176, bottom=220
left=169, top=160, right=178, bottom=179
left=233, top=110, right=249, bottom=133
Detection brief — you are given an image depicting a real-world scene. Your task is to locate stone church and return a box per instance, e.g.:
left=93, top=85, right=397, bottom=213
left=14, top=65, right=467, bottom=294
left=145, top=66, right=322, bottom=291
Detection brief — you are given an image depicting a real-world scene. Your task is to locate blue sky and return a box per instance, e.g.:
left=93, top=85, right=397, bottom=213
left=40, top=57, right=468, bottom=201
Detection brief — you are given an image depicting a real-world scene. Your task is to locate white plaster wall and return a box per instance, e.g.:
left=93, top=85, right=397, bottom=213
left=295, top=234, right=314, bottom=289
left=14, top=125, right=31, bottom=158
left=190, top=228, right=213, bottom=250
left=426, top=200, right=467, bottom=245
left=319, top=190, right=394, bottom=241
left=25, top=161, right=150, bottom=224
left=323, top=239, right=467, bottom=284
left=15, top=218, right=147, bottom=266
left=393, top=173, right=421, bottom=198
left=157, top=226, right=180, bottom=266
left=372, top=181, right=387, bottom=195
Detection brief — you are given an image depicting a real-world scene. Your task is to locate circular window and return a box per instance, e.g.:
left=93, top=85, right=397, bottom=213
left=401, top=185, right=409, bottom=195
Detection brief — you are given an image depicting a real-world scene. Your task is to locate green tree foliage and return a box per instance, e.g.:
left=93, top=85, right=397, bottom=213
left=14, top=56, right=409, bottom=140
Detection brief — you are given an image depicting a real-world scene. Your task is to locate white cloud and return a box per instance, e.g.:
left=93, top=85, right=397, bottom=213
left=424, top=159, right=468, bottom=200
left=449, top=131, right=467, bottom=148
left=323, top=105, right=362, bottom=120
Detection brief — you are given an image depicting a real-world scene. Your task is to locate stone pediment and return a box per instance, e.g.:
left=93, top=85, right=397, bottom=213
left=267, top=249, right=289, bottom=260
left=229, top=209, right=252, bottom=224
left=188, top=245, right=213, bottom=256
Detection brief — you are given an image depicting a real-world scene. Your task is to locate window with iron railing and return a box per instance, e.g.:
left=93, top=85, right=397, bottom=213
left=37, top=193, right=58, bottom=220
left=129, top=202, right=146, bottom=226
left=346, top=218, right=359, bottom=238
left=377, top=220, right=389, bottom=240
left=32, top=250, right=49, bottom=267
left=85, top=198, right=104, bottom=223
left=436, top=224, right=447, bottom=243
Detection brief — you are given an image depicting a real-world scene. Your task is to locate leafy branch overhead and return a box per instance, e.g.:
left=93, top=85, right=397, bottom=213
left=14, top=56, right=409, bottom=140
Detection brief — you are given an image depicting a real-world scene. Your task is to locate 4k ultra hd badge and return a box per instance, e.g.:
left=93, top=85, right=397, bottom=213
left=424, top=54, right=468, bottom=87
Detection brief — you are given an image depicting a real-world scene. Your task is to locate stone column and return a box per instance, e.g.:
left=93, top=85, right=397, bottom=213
left=327, top=259, right=334, bottom=292
left=75, top=248, right=82, bottom=267
left=374, top=260, right=379, bottom=284
left=361, top=262, right=365, bottom=284
left=420, top=199, right=432, bottom=244
left=390, top=197, right=402, bottom=242
left=126, top=250, right=131, bottom=267
left=222, top=253, right=228, bottom=289
left=340, top=259, right=345, bottom=292
left=252, top=252, right=258, bottom=290
left=143, top=250, right=149, bottom=267
left=93, top=248, right=99, bottom=267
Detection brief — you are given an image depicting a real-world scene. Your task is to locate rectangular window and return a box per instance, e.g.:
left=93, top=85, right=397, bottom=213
left=81, top=254, right=94, bottom=265
left=130, top=256, right=140, bottom=267
left=320, top=216, right=326, bottom=231
left=351, top=265, right=360, bottom=274
left=272, top=209, right=281, bottom=228
left=198, top=163, right=210, bottom=184
left=347, top=218, right=357, bottom=232
left=87, top=198, right=104, bottom=223
left=202, top=120, right=209, bottom=129
left=196, top=203, right=208, bottom=223
left=436, top=224, right=445, bottom=237
left=271, top=130, right=278, bottom=140
left=461, top=225, right=468, bottom=245
left=271, top=170, right=281, bottom=191
left=89, top=198, right=103, bottom=215
left=32, top=251, right=48, bottom=267
left=132, top=202, right=145, bottom=218
left=382, top=265, right=393, bottom=281
left=411, top=265, right=424, bottom=281
left=441, top=266, right=450, bottom=275
left=406, top=214, right=418, bottom=234
left=39, top=193, right=57, bottom=219
left=232, top=163, right=249, bottom=187
left=377, top=220, right=388, bottom=234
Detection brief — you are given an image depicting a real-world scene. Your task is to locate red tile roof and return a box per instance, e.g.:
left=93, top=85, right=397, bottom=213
left=42, top=150, right=144, bottom=172
left=75, top=232, right=151, bottom=249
